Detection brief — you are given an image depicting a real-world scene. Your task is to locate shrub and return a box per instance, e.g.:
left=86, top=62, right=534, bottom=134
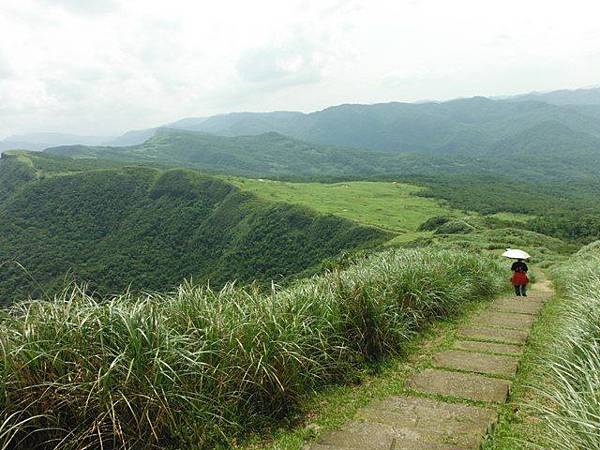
left=417, top=215, right=450, bottom=231
left=0, top=248, right=503, bottom=449
left=434, top=219, right=476, bottom=235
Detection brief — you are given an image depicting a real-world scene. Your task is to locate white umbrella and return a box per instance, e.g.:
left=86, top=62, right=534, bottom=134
left=502, top=248, right=531, bottom=260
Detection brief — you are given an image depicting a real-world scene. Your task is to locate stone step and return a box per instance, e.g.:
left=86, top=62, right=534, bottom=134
left=433, top=350, right=519, bottom=377
left=306, top=444, right=355, bottom=450
left=453, top=339, right=523, bottom=356
left=317, top=420, right=475, bottom=450
left=491, top=298, right=544, bottom=315
left=459, top=325, right=529, bottom=345
left=408, top=368, right=511, bottom=403
left=504, top=295, right=545, bottom=304
left=471, top=311, right=535, bottom=331
left=307, top=445, right=354, bottom=450
left=355, top=396, right=496, bottom=448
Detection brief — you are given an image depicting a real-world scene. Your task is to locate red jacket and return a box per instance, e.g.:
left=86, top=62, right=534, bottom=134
left=512, top=271, right=529, bottom=285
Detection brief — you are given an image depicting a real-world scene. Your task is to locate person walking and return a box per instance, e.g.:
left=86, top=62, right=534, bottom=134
left=511, top=258, right=529, bottom=296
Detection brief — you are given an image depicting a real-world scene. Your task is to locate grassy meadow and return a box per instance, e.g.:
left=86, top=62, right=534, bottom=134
left=229, top=177, right=578, bottom=264
left=229, top=179, right=454, bottom=240
left=0, top=248, right=504, bottom=450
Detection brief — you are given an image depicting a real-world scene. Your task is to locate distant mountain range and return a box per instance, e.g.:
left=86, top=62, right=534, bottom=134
left=45, top=117, right=600, bottom=182
left=507, top=86, right=600, bottom=105
left=0, top=132, right=111, bottom=153
left=161, top=97, right=600, bottom=154
left=4, top=87, right=600, bottom=174
left=105, top=85, right=600, bottom=149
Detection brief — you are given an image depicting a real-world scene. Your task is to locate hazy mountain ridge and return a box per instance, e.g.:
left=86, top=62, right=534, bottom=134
left=507, top=86, right=600, bottom=105
left=4, top=86, right=600, bottom=152
left=45, top=118, right=600, bottom=182
left=0, top=132, right=112, bottom=153
left=147, top=95, right=600, bottom=155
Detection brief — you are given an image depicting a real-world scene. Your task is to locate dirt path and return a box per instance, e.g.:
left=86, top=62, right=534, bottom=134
left=307, top=279, right=553, bottom=450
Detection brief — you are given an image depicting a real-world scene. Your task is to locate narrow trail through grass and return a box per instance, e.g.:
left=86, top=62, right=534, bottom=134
left=237, top=298, right=496, bottom=450
left=245, top=276, right=552, bottom=449
left=486, top=253, right=600, bottom=450
left=481, top=276, right=559, bottom=449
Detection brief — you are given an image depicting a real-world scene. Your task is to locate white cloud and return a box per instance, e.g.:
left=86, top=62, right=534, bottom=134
left=38, top=0, right=118, bottom=15
left=0, top=52, right=11, bottom=79
left=236, top=38, right=323, bottom=89
left=1, top=0, right=600, bottom=138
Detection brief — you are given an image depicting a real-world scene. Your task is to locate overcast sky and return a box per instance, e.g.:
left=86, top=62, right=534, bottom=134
left=1, top=0, right=600, bottom=139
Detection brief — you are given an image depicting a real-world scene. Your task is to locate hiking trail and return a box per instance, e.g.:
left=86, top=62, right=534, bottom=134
left=306, top=278, right=553, bottom=450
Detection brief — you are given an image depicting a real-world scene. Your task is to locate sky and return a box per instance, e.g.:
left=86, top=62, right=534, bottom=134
left=1, top=0, right=600, bottom=139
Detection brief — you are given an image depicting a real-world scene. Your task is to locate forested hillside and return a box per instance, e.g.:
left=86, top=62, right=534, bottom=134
left=0, top=154, right=389, bottom=303
left=47, top=130, right=394, bottom=178
left=46, top=125, right=600, bottom=182
left=5, top=87, right=600, bottom=302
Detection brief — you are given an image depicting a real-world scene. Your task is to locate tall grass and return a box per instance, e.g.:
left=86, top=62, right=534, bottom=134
left=0, top=248, right=503, bottom=449
left=530, top=249, right=600, bottom=449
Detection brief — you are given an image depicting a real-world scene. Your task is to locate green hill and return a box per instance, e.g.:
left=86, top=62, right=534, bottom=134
left=45, top=121, right=600, bottom=183
left=46, top=129, right=394, bottom=178
left=489, top=121, right=600, bottom=159
left=39, top=125, right=600, bottom=244
left=0, top=154, right=389, bottom=303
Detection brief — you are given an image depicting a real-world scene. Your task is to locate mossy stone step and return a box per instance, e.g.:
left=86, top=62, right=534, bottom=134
left=459, top=325, right=529, bottom=344
left=453, top=339, right=523, bottom=356
left=408, top=368, right=511, bottom=402
left=433, top=350, right=519, bottom=377
left=490, top=299, right=543, bottom=315
left=471, top=311, right=535, bottom=331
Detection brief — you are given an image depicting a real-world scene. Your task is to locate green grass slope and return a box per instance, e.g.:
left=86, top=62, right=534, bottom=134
left=229, top=178, right=454, bottom=242
left=0, top=156, right=389, bottom=303
left=41, top=126, right=600, bottom=244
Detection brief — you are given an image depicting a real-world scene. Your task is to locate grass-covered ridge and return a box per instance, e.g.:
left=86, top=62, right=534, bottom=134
left=0, top=157, right=388, bottom=302
left=0, top=247, right=504, bottom=449
left=229, top=178, right=453, bottom=237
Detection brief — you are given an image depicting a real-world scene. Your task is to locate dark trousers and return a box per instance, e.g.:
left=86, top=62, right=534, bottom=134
left=514, top=285, right=527, bottom=296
